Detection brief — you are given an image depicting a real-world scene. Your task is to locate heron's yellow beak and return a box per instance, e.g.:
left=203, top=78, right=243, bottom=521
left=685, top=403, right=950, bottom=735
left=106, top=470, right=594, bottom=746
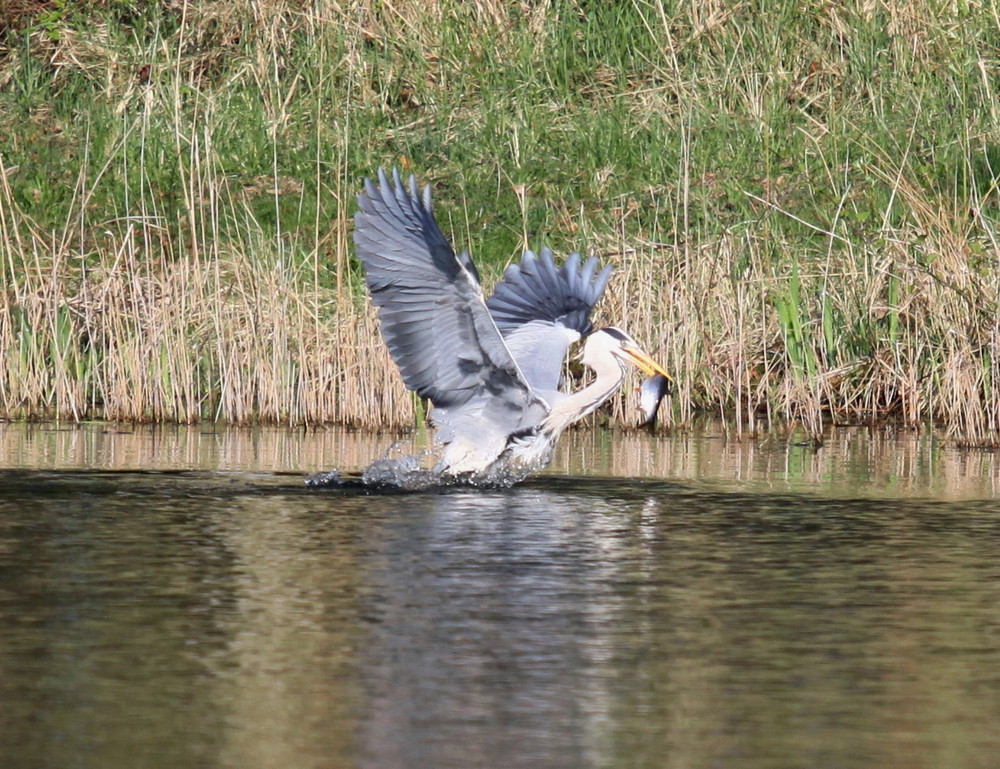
left=620, top=343, right=673, bottom=381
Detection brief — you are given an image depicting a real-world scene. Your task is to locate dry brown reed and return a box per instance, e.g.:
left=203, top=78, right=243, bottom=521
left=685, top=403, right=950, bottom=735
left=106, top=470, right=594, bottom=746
left=592, top=174, right=1000, bottom=446
left=0, top=160, right=415, bottom=429
left=4, top=159, right=1000, bottom=441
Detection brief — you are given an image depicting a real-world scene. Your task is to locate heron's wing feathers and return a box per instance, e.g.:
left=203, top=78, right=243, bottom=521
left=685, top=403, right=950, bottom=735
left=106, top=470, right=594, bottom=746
left=486, top=247, right=612, bottom=336
left=486, top=247, right=612, bottom=391
left=353, top=168, right=538, bottom=414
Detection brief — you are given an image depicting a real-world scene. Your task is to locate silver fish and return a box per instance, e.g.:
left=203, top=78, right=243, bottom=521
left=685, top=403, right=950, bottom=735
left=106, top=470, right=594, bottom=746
left=638, top=373, right=672, bottom=427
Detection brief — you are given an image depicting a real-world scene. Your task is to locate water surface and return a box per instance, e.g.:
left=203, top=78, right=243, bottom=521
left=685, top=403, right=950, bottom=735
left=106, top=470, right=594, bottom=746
left=1, top=423, right=999, bottom=768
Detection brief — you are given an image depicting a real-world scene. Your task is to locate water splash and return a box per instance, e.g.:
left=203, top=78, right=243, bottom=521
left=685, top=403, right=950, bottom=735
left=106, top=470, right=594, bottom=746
left=304, top=469, right=343, bottom=488
left=362, top=454, right=443, bottom=490
left=362, top=451, right=535, bottom=490
left=306, top=439, right=544, bottom=491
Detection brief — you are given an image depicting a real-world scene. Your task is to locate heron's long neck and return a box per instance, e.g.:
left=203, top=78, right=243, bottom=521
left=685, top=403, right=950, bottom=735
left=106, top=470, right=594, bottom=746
left=542, top=360, right=625, bottom=436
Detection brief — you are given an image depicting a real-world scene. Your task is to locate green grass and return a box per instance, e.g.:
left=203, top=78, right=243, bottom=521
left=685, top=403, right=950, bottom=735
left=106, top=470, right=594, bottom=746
left=6, top=0, right=991, bottom=264
left=1, top=0, right=1000, bottom=440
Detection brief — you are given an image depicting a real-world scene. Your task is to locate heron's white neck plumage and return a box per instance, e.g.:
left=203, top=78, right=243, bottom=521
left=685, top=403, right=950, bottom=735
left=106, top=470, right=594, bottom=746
left=540, top=332, right=627, bottom=436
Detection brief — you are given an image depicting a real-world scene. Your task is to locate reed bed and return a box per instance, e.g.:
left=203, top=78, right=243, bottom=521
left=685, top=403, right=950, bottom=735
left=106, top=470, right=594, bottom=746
left=1, top=0, right=999, bottom=442
left=0, top=165, right=412, bottom=428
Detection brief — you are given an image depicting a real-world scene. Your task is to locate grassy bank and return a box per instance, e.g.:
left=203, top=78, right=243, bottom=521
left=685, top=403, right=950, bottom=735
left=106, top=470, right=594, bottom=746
left=1, top=1, right=999, bottom=441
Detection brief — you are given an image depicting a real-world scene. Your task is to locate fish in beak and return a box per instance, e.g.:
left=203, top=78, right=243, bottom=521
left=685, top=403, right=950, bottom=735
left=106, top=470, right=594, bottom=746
left=638, top=373, right=672, bottom=427
left=614, top=341, right=673, bottom=427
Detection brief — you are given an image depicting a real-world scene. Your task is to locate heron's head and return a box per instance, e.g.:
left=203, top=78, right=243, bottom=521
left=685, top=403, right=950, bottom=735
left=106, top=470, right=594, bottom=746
left=583, top=327, right=672, bottom=380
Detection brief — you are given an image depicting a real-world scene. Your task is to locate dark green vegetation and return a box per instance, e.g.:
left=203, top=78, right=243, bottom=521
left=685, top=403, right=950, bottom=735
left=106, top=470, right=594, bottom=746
left=2, top=1, right=1000, bottom=440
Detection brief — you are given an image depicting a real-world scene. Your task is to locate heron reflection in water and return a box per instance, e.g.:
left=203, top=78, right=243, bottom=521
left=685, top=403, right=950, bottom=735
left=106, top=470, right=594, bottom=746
left=353, top=169, right=671, bottom=484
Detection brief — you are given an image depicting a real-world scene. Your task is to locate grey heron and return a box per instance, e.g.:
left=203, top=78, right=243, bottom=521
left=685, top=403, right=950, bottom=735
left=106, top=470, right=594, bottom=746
left=353, top=168, right=671, bottom=483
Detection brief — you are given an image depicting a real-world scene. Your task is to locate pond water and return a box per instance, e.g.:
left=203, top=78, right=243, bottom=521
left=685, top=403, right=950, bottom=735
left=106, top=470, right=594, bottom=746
left=1, top=422, right=999, bottom=768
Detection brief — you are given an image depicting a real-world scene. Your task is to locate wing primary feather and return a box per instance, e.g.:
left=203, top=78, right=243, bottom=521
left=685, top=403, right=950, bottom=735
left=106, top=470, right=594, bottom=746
left=561, top=252, right=582, bottom=297
left=593, top=264, right=613, bottom=301
left=578, top=255, right=597, bottom=288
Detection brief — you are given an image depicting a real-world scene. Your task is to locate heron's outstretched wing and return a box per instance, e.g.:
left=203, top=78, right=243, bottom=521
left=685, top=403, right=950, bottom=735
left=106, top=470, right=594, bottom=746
left=353, top=168, right=541, bottom=419
left=486, top=248, right=613, bottom=392
left=487, top=248, right=612, bottom=335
